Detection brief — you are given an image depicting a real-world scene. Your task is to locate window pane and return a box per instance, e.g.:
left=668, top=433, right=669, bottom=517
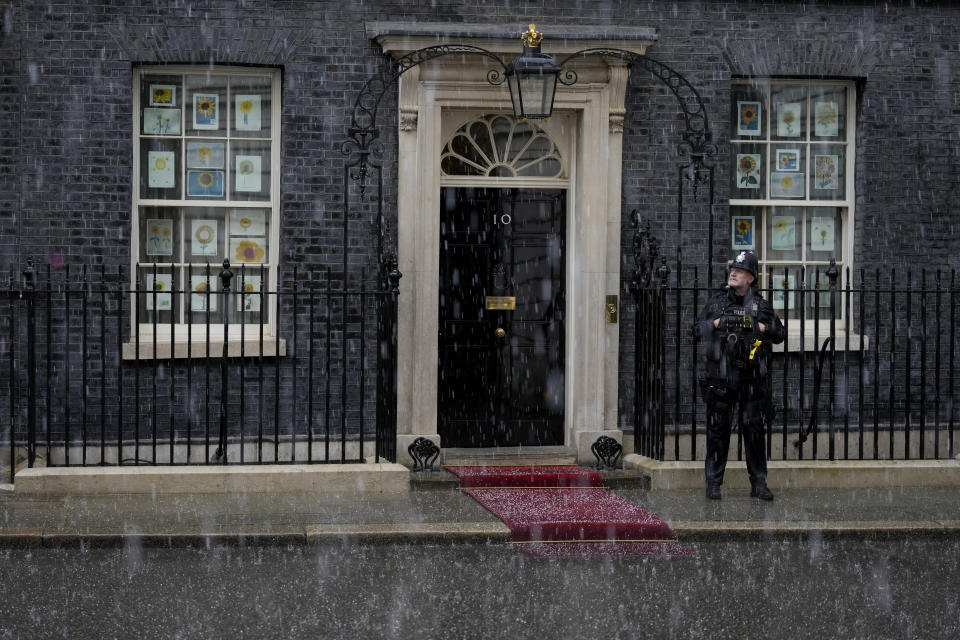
left=772, top=145, right=805, bottom=198
left=770, top=170, right=805, bottom=199
left=807, top=207, right=843, bottom=261
left=228, top=209, right=269, bottom=265
left=810, top=144, right=845, bottom=201
left=732, top=83, right=766, bottom=139
left=811, top=85, right=846, bottom=140
left=805, top=268, right=841, bottom=321
left=230, top=140, right=270, bottom=201
left=140, top=139, right=181, bottom=200
left=234, top=265, right=269, bottom=325
left=185, top=167, right=226, bottom=201
left=766, top=206, right=802, bottom=261
left=139, top=207, right=179, bottom=263
left=731, top=143, right=765, bottom=199
left=140, top=73, right=183, bottom=110
left=185, top=75, right=227, bottom=137
left=137, top=266, right=179, bottom=326
left=183, top=208, right=225, bottom=263
left=730, top=206, right=760, bottom=253
left=771, top=84, right=807, bottom=140
left=764, top=265, right=801, bottom=321
left=186, top=264, right=223, bottom=325
left=230, top=76, right=272, bottom=139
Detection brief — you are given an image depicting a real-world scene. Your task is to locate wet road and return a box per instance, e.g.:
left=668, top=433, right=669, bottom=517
left=1, top=538, right=957, bottom=639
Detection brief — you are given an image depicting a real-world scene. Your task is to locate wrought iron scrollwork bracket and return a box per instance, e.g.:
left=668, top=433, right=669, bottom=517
left=343, top=44, right=510, bottom=196
left=407, top=436, right=441, bottom=472
left=556, top=48, right=718, bottom=180
left=591, top=435, right=623, bottom=470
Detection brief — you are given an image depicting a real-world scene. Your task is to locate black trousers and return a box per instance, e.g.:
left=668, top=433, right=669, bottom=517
left=704, top=378, right=768, bottom=487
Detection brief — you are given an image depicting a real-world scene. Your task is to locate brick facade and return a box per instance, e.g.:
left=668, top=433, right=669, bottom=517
left=1, top=1, right=958, bottom=454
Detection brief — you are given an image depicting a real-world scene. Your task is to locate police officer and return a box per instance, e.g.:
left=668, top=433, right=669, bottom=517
left=694, top=251, right=785, bottom=501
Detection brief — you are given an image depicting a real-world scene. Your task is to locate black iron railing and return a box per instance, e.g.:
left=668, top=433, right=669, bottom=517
left=1, top=261, right=400, bottom=481
left=632, top=261, right=959, bottom=461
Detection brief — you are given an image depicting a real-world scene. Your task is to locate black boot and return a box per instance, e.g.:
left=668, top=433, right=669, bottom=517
left=706, top=484, right=722, bottom=500
left=750, top=482, right=774, bottom=501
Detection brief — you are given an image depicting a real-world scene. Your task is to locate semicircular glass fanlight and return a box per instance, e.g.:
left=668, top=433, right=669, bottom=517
left=440, top=114, right=564, bottom=178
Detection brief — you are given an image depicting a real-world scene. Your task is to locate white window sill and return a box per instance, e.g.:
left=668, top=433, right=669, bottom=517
left=772, top=331, right=870, bottom=353
left=122, top=336, right=286, bottom=360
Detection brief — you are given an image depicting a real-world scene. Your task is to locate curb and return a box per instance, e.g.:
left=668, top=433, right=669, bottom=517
left=2, top=520, right=956, bottom=548
left=670, top=519, right=960, bottom=540
left=0, top=522, right=512, bottom=548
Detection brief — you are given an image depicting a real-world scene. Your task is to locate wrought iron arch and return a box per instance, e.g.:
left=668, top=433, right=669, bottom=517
left=339, top=43, right=718, bottom=286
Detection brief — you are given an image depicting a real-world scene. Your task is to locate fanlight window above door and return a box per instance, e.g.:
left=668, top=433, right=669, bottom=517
left=441, top=115, right=564, bottom=178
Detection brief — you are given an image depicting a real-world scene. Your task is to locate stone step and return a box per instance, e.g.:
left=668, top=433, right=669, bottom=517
left=440, top=446, right=578, bottom=467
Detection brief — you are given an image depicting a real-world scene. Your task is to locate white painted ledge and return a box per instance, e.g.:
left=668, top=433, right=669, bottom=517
left=14, top=463, right=410, bottom=495
left=624, top=454, right=960, bottom=490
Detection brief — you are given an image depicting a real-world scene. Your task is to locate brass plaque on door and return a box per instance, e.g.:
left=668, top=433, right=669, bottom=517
left=485, top=296, right=516, bottom=310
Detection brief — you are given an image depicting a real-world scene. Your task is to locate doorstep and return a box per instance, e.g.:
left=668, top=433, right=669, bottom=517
left=626, top=455, right=960, bottom=490
left=13, top=462, right=411, bottom=495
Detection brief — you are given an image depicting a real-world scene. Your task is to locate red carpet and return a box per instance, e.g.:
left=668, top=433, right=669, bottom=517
left=447, top=465, right=693, bottom=558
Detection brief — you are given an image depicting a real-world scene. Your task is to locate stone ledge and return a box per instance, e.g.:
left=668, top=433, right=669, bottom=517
left=13, top=463, right=411, bottom=495
left=625, top=455, right=960, bottom=490
left=304, top=522, right=511, bottom=544
left=670, top=519, right=959, bottom=540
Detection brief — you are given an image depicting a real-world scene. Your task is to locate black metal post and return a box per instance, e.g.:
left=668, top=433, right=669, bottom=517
left=216, top=260, right=232, bottom=463
left=22, top=259, right=37, bottom=468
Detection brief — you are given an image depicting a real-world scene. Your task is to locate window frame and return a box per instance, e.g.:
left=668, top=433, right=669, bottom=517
left=130, top=65, right=282, bottom=347
left=730, top=78, right=857, bottom=333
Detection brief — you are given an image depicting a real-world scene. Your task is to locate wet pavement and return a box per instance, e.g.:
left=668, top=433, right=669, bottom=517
left=0, top=538, right=957, bottom=639
left=1, top=472, right=958, bottom=545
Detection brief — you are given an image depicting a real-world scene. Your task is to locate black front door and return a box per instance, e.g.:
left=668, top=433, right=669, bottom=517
left=438, top=187, right=565, bottom=447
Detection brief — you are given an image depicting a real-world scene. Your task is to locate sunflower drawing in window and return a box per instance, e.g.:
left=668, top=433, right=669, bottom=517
left=193, top=93, right=219, bottom=129
left=187, top=170, right=224, bottom=197
left=191, top=279, right=216, bottom=312
left=771, top=172, right=805, bottom=198
left=233, top=239, right=265, bottom=264
left=736, top=154, right=760, bottom=189
left=814, top=155, right=839, bottom=190
left=732, top=216, right=755, bottom=250
left=737, top=101, right=761, bottom=136
left=237, top=278, right=262, bottom=313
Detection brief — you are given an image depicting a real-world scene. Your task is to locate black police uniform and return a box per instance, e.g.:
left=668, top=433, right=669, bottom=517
left=694, top=279, right=785, bottom=495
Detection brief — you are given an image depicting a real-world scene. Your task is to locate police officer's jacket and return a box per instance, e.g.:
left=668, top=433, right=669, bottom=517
left=694, top=286, right=786, bottom=384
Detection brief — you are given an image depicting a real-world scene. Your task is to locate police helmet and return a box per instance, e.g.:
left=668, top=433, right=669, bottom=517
left=730, top=250, right=758, bottom=279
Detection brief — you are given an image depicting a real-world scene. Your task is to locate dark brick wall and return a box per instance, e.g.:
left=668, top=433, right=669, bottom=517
left=1, top=0, right=958, bottom=451
left=3, top=0, right=958, bottom=276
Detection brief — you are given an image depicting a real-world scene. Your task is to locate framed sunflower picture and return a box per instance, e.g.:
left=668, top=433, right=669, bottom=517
left=771, top=215, right=797, bottom=250
left=731, top=215, right=756, bottom=250
left=149, top=84, right=176, bottom=107
left=186, top=170, right=224, bottom=197
left=144, top=274, right=173, bottom=311
left=190, top=219, right=218, bottom=256
left=737, top=101, right=762, bottom=136
left=190, top=275, right=218, bottom=312
left=230, top=237, right=267, bottom=264
left=192, top=93, right=219, bottom=130
left=814, top=102, right=839, bottom=137
left=186, top=141, right=225, bottom=169
left=142, top=108, right=181, bottom=135
left=235, top=94, right=262, bottom=132
left=771, top=172, right=805, bottom=198
left=736, top=154, right=761, bottom=189
left=236, top=275, right=263, bottom=313
left=771, top=274, right=796, bottom=311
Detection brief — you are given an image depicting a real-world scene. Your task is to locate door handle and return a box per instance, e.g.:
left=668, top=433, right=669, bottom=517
left=495, top=328, right=506, bottom=339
